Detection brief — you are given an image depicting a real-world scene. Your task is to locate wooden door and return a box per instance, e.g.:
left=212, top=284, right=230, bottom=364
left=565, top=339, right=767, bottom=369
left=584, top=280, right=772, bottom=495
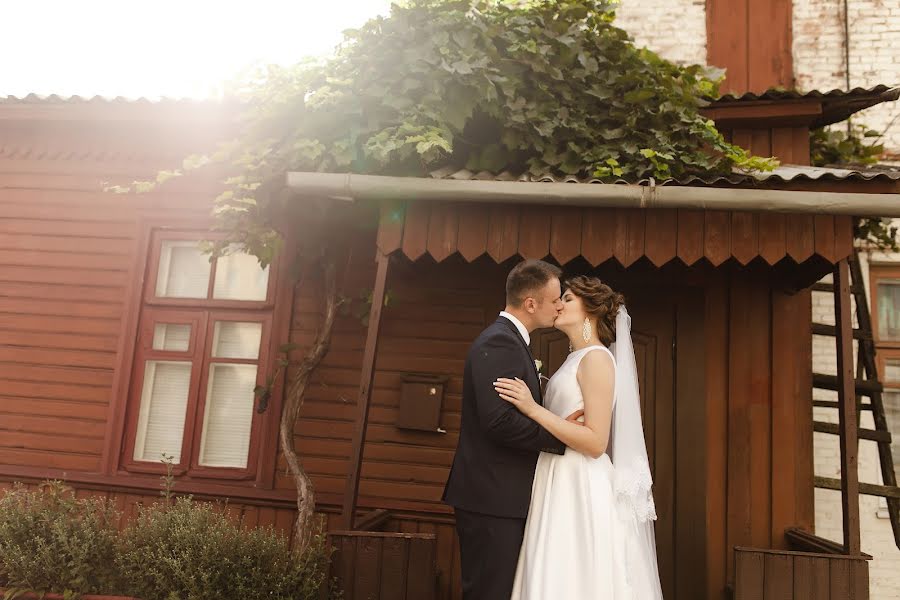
left=530, top=299, right=676, bottom=598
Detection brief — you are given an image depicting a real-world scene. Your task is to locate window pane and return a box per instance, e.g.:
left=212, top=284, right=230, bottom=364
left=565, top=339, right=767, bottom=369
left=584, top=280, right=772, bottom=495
left=156, top=241, right=211, bottom=299
left=886, top=359, right=900, bottom=385
left=198, top=363, right=257, bottom=468
left=133, top=361, right=191, bottom=463
left=877, top=280, right=900, bottom=341
left=152, top=323, right=192, bottom=352
left=213, top=251, right=269, bottom=301
left=212, top=322, right=262, bottom=359
left=885, top=390, right=900, bottom=482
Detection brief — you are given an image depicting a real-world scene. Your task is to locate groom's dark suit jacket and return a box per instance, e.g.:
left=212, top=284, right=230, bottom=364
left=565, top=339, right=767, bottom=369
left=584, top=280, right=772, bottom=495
left=443, top=317, right=565, bottom=519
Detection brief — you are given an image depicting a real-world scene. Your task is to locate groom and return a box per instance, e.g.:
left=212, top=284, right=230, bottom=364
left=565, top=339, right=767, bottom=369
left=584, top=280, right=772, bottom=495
left=443, top=259, right=581, bottom=600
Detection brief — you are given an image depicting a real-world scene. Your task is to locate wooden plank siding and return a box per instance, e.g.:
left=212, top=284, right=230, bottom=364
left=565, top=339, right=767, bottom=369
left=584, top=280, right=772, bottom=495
left=0, top=160, right=217, bottom=476
left=704, top=274, right=816, bottom=598
left=281, top=249, right=508, bottom=514
left=376, top=201, right=851, bottom=269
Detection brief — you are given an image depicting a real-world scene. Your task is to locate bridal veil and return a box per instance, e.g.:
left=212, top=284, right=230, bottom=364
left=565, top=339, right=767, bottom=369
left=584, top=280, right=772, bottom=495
left=609, top=306, right=664, bottom=599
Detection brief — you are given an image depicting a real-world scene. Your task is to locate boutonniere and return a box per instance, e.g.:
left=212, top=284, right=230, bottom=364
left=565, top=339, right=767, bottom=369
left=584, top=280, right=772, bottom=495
left=534, top=359, right=543, bottom=373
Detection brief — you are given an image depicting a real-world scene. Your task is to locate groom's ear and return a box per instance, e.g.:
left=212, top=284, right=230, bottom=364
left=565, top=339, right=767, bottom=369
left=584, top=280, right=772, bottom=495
left=522, top=296, right=536, bottom=313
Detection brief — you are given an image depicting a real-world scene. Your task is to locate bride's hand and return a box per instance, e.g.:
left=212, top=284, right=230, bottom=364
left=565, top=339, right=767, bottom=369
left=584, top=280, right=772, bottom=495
left=494, top=377, right=539, bottom=417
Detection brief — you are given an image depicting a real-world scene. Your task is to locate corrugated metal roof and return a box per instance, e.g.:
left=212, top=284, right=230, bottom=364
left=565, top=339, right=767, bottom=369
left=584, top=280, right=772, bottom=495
left=0, top=93, right=205, bottom=104
left=427, top=164, right=900, bottom=186
left=6, top=84, right=897, bottom=107
left=714, top=85, right=900, bottom=103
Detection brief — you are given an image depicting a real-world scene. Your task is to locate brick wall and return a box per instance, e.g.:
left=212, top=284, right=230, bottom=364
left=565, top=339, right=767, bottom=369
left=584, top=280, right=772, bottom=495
left=793, top=0, right=900, bottom=158
left=614, top=0, right=708, bottom=65
left=618, top=1, right=900, bottom=157
left=813, top=243, right=900, bottom=600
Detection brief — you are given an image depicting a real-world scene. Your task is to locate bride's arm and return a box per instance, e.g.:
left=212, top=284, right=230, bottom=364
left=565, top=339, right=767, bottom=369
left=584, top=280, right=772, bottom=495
left=493, top=350, right=615, bottom=458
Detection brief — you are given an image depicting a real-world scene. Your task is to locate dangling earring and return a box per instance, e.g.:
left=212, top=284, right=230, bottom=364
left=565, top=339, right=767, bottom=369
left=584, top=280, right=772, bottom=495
left=582, top=317, right=592, bottom=343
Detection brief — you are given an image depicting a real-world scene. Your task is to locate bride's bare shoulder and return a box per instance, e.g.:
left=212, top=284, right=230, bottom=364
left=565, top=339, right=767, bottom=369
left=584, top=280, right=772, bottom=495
left=576, top=348, right=615, bottom=378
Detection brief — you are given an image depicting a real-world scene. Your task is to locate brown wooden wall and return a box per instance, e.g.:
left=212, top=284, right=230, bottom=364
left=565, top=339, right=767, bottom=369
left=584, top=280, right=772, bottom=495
left=0, top=129, right=217, bottom=476
left=704, top=271, right=815, bottom=600
left=283, top=250, right=508, bottom=515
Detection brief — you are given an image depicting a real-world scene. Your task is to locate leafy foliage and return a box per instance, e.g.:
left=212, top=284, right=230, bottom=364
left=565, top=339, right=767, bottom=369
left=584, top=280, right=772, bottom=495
left=810, top=122, right=897, bottom=252
left=0, top=482, right=333, bottom=600
left=810, top=123, right=884, bottom=168
left=855, top=217, right=899, bottom=253
left=0, top=482, right=120, bottom=597
left=121, top=0, right=774, bottom=265
left=115, top=498, right=332, bottom=600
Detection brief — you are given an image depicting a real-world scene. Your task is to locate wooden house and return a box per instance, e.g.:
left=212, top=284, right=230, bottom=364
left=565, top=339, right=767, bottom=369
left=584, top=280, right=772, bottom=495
left=1, top=85, right=899, bottom=600
left=2, top=1, right=900, bottom=595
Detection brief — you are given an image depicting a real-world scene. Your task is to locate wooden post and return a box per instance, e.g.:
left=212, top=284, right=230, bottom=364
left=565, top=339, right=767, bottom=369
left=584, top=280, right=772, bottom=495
left=834, top=258, right=862, bottom=554
left=341, top=250, right=391, bottom=529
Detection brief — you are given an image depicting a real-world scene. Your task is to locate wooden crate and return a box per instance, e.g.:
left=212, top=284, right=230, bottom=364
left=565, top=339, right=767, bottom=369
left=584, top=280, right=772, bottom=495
left=734, top=546, right=869, bottom=600
left=326, top=530, right=437, bottom=600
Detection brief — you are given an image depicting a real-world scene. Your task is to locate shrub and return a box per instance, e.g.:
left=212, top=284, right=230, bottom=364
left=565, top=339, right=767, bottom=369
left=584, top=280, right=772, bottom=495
left=115, top=497, right=332, bottom=600
left=0, top=481, right=120, bottom=596
left=0, top=483, right=334, bottom=600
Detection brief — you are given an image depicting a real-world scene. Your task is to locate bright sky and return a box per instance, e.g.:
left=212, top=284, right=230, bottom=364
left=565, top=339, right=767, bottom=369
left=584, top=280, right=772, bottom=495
left=1, top=0, right=394, bottom=99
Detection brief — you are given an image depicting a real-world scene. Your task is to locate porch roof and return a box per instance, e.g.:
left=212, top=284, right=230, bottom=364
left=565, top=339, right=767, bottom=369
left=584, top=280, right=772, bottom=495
left=287, top=166, right=896, bottom=268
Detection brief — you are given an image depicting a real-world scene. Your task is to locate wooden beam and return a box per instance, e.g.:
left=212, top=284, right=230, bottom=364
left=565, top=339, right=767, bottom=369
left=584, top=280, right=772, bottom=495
left=815, top=476, right=900, bottom=500
left=813, top=421, right=891, bottom=443
left=341, top=250, right=391, bottom=529
left=834, top=258, right=862, bottom=554
left=812, top=373, right=883, bottom=395
left=702, top=99, right=823, bottom=127
left=354, top=508, right=392, bottom=531
left=811, top=322, right=872, bottom=341
left=785, top=527, right=874, bottom=559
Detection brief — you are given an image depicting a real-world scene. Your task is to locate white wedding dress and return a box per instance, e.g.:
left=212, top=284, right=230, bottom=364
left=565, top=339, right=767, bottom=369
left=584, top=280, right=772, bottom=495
left=511, top=308, right=664, bottom=600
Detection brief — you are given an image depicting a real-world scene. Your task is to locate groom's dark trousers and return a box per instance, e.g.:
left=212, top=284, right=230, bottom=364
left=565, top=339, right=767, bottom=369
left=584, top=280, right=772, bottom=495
left=442, top=317, right=565, bottom=600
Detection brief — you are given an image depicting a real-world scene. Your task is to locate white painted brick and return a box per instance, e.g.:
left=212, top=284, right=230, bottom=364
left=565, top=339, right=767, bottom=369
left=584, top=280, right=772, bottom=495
left=613, top=0, right=707, bottom=65
left=794, top=0, right=900, bottom=157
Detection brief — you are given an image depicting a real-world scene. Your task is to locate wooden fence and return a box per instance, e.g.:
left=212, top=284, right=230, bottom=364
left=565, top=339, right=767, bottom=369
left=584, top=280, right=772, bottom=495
left=734, top=546, right=869, bottom=600
left=326, top=530, right=437, bottom=600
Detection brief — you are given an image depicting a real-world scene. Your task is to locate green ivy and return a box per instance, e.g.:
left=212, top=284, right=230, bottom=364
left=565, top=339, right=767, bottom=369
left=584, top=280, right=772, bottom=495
left=810, top=122, right=897, bottom=252
left=811, top=123, right=884, bottom=168
left=119, top=0, right=776, bottom=264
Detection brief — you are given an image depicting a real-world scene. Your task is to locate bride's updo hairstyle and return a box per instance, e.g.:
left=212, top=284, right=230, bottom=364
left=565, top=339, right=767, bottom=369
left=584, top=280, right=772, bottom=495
left=563, top=276, right=625, bottom=346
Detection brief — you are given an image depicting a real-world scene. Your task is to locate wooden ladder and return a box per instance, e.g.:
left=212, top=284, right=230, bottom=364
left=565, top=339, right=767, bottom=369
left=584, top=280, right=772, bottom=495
left=812, top=247, right=900, bottom=549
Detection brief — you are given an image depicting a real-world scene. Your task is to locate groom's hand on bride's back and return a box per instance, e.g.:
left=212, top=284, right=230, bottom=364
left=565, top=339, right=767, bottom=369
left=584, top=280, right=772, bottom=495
left=565, top=409, right=585, bottom=425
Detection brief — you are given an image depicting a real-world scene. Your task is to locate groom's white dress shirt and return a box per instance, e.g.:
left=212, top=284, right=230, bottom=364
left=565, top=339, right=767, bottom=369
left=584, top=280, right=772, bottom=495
left=499, top=311, right=530, bottom=345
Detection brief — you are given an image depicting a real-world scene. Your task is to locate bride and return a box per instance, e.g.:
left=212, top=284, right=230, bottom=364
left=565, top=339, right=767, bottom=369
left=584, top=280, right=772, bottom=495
left=493, top=276, right=663, bottom=599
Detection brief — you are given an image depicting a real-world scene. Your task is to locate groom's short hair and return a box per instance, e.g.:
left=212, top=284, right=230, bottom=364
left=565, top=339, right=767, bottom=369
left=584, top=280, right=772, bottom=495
left=506, top=259, right=562, bottom=307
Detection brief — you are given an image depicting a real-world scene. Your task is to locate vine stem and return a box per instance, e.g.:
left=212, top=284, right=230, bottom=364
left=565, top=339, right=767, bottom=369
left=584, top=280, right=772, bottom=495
left=279, top=254, right=340, bottom=553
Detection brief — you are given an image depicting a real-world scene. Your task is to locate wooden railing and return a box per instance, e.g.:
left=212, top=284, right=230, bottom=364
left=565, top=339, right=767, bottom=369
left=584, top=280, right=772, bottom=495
left=325, top=530, right=437, bottom=600
left=734, top=529, right=871, bottom=600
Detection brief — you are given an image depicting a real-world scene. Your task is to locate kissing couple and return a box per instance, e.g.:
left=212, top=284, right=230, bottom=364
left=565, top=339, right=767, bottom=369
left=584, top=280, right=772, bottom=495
left=443, top=259, right=664, bottom=600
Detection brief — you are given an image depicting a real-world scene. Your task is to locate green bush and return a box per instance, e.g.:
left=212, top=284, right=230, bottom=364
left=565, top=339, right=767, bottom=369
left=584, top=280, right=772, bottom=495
left=115, top=497, right=330, bottom=600
left=0, top=483, right=333, bottom=600
left=0, top=481, right=120, bottom=596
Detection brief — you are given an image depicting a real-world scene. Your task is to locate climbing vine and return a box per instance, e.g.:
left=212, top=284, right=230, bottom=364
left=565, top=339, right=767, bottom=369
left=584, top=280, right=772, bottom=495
left=113, top=0, right=774, bottom=265
left=810, top=122, right=897, bottom=251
